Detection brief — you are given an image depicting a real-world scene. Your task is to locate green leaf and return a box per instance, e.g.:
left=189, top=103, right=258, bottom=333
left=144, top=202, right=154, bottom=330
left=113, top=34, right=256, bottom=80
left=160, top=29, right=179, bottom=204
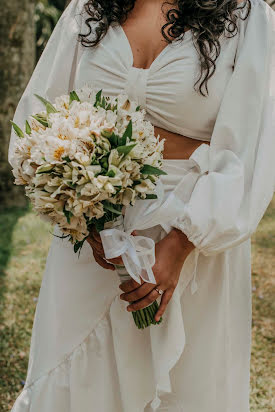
left=136, top=105, right=141, bottom=111
left=103, top=201, right=122, bottom=215
left=66, top=181, right=77, bottom=189
left=34, top=94, right=57, bottom=113
left=32, top=115, right=48, bottom=128
left=94, top=217, right=105, bottom=233
left=121, top=120, right=132, bottom=144
left=62, top=156, right=71, bottom=163
left=116, top=143, right=136, bottom=156
left=112, top=103, right=118, bottom=112
left=63, top=207, right=73, bottom=224
left=106, top=170, right=115, bottom=177
left=74, top=239, right=85, bottom=254
left=10, top=121, right=24, bottom=138
left=145, top=194, right=158, bottom=199
left=108, top=132, right=119, bottom=147
left=46, top=103, right=57, bottom=114
left=69, top=91, right=80, bottom=104
left=25, top=120, right=31, bottom=135
left=94, top=89, right=102, bottom=107
left=91, top=157, right=100, bottom=165
left=100, top=156, right=108, bottom=170
left=36, top=164, right=54, bottom=174
left=140, top=164, right=167, bottom=176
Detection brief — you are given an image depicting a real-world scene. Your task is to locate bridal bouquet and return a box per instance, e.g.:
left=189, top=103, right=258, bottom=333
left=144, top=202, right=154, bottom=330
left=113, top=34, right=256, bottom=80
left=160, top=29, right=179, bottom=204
left=10, top=86, right=166, bottom=329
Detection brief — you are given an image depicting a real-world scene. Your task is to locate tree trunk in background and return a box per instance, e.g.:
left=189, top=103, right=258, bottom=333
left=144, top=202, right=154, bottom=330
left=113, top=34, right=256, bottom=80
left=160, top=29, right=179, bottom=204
left=0, top=0, right=36, bottom=209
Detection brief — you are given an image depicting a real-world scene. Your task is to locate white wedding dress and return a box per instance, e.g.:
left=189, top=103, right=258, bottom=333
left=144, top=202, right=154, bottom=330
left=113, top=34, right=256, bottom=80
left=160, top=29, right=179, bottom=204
left=8, top=0, right=275, bottom=411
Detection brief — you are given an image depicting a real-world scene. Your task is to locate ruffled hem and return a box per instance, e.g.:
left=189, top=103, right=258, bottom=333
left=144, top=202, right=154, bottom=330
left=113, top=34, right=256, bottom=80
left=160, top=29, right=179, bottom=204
left=11, top=304, right=123, bottom=412
left=11, top=288, right=189, bottom=412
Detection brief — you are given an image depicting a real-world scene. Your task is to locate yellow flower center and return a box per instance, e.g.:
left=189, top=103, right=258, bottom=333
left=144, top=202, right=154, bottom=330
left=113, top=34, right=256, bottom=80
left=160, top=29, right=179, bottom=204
left=122, top=99, right=131, bottom=111
left=58, top=133, right=69, bottom=140
left=74, top=117, right=80, bottom=128
left=54, top=146, right=65, bottom=160
left=84, top=141, right=95, bottom=152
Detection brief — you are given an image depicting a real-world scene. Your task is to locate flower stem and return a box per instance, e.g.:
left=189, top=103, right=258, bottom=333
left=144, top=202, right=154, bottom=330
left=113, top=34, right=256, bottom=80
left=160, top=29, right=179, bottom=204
left=131, top=301, right=162, bottom=329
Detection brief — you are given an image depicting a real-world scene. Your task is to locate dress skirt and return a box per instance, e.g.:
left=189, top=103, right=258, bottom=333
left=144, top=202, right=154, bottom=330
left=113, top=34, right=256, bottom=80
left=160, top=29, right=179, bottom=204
left=11, top=157, right=252, bottom=412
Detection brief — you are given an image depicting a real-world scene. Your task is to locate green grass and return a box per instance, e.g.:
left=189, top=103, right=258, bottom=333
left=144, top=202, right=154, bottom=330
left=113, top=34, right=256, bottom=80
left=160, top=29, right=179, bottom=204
left=250, top=196, right=275, bottom=412
left=0, top=200, right=274, bottom=411
left=0, top=206, right=53, bottom=411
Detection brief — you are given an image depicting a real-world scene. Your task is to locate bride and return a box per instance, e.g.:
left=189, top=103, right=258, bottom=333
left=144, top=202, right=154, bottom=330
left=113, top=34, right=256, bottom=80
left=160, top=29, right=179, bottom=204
left=9, top=0, right=275, bottom=411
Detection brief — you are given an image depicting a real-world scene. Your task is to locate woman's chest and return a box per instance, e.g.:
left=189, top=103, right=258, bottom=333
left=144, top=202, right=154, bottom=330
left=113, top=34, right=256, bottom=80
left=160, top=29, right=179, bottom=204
left=74, top=24, right=239, bottom=139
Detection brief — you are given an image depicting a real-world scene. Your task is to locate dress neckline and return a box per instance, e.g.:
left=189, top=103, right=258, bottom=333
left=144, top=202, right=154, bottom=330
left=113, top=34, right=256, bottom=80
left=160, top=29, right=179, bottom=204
left=117, top=24, right=193, bottom=71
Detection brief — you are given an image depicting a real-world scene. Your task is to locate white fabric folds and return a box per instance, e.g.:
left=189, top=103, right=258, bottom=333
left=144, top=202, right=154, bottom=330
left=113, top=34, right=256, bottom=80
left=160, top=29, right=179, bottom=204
left=168, top=1, right=275, bottom=254
left=8, top=0, right=275, bottom=411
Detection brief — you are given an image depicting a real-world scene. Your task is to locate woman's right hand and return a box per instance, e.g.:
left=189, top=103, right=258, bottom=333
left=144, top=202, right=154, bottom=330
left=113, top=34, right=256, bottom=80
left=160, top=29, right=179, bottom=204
left=87, top=226, right=123, bottom=270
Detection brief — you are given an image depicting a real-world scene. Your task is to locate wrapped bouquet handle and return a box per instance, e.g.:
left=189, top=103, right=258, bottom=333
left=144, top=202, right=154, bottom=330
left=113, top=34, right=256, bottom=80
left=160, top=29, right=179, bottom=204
left=100, top=227, right=157, bottom=284
left=101, top=216, right=162, bottom=329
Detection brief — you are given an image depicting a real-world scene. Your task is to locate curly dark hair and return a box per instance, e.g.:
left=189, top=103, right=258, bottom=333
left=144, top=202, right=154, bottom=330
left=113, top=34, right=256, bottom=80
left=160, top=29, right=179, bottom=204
left=78, top=0, right=251, bottom=96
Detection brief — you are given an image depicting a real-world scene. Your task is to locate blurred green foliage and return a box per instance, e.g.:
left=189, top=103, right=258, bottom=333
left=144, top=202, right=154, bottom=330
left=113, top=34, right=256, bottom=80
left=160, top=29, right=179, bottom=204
left=35, top=0, right=67, bottom=59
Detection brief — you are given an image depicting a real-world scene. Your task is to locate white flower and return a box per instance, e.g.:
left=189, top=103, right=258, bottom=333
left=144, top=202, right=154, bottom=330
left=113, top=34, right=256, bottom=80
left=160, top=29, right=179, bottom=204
left=75, top=84, right=97, bottom=103
left=60, top=215, right=89, bottom=242
left=94, top=175, right=109, bottom=189
left=135, top=179, right=155, bottom=194
left=104, top=182, right=116, bottom=194
left=128, top=143, right=145, bottom=160
left=74, top=152, right=91, bottom=166
left=80, top=182, right=99, bottom=197
left=109, top=149, right=123, bottom=167
left=85, top=165, right=102, bottom=179
left=121, top=188, right=136, bottom=206
left=85, top=202, right=104, bottom=219
left=54, top=94, right=70, bottom=112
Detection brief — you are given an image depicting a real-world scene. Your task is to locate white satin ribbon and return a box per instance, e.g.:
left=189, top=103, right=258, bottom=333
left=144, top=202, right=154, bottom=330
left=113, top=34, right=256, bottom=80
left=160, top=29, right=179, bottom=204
left=100, top=229, right=156, bottom=284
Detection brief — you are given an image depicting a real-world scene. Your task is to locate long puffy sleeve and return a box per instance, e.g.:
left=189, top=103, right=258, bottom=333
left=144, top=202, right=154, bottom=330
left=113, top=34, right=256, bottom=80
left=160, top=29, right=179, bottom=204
left=8, top=0, right=86, bottom=166
left=169, top=0, right=275, bottom=256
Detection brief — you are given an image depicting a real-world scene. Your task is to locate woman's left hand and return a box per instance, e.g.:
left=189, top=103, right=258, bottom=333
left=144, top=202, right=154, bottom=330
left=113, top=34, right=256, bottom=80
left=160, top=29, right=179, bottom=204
left=119, top=228, right=195, bottom=322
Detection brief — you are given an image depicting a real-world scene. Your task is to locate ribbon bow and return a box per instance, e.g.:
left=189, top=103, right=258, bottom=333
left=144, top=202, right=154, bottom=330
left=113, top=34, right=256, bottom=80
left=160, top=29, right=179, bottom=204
left=100, top=228, right=156, bottom=284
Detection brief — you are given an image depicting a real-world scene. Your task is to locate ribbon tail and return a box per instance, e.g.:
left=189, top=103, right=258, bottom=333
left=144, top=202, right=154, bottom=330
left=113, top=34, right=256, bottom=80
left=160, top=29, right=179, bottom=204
left=122, top=253, right=142, bottom=284
left=140, top=255, right=157, bottom=284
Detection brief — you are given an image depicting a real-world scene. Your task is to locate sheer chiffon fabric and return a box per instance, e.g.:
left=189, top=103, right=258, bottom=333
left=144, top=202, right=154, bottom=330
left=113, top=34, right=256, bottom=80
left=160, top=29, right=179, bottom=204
left=9, top=0, right=275, bottom=411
